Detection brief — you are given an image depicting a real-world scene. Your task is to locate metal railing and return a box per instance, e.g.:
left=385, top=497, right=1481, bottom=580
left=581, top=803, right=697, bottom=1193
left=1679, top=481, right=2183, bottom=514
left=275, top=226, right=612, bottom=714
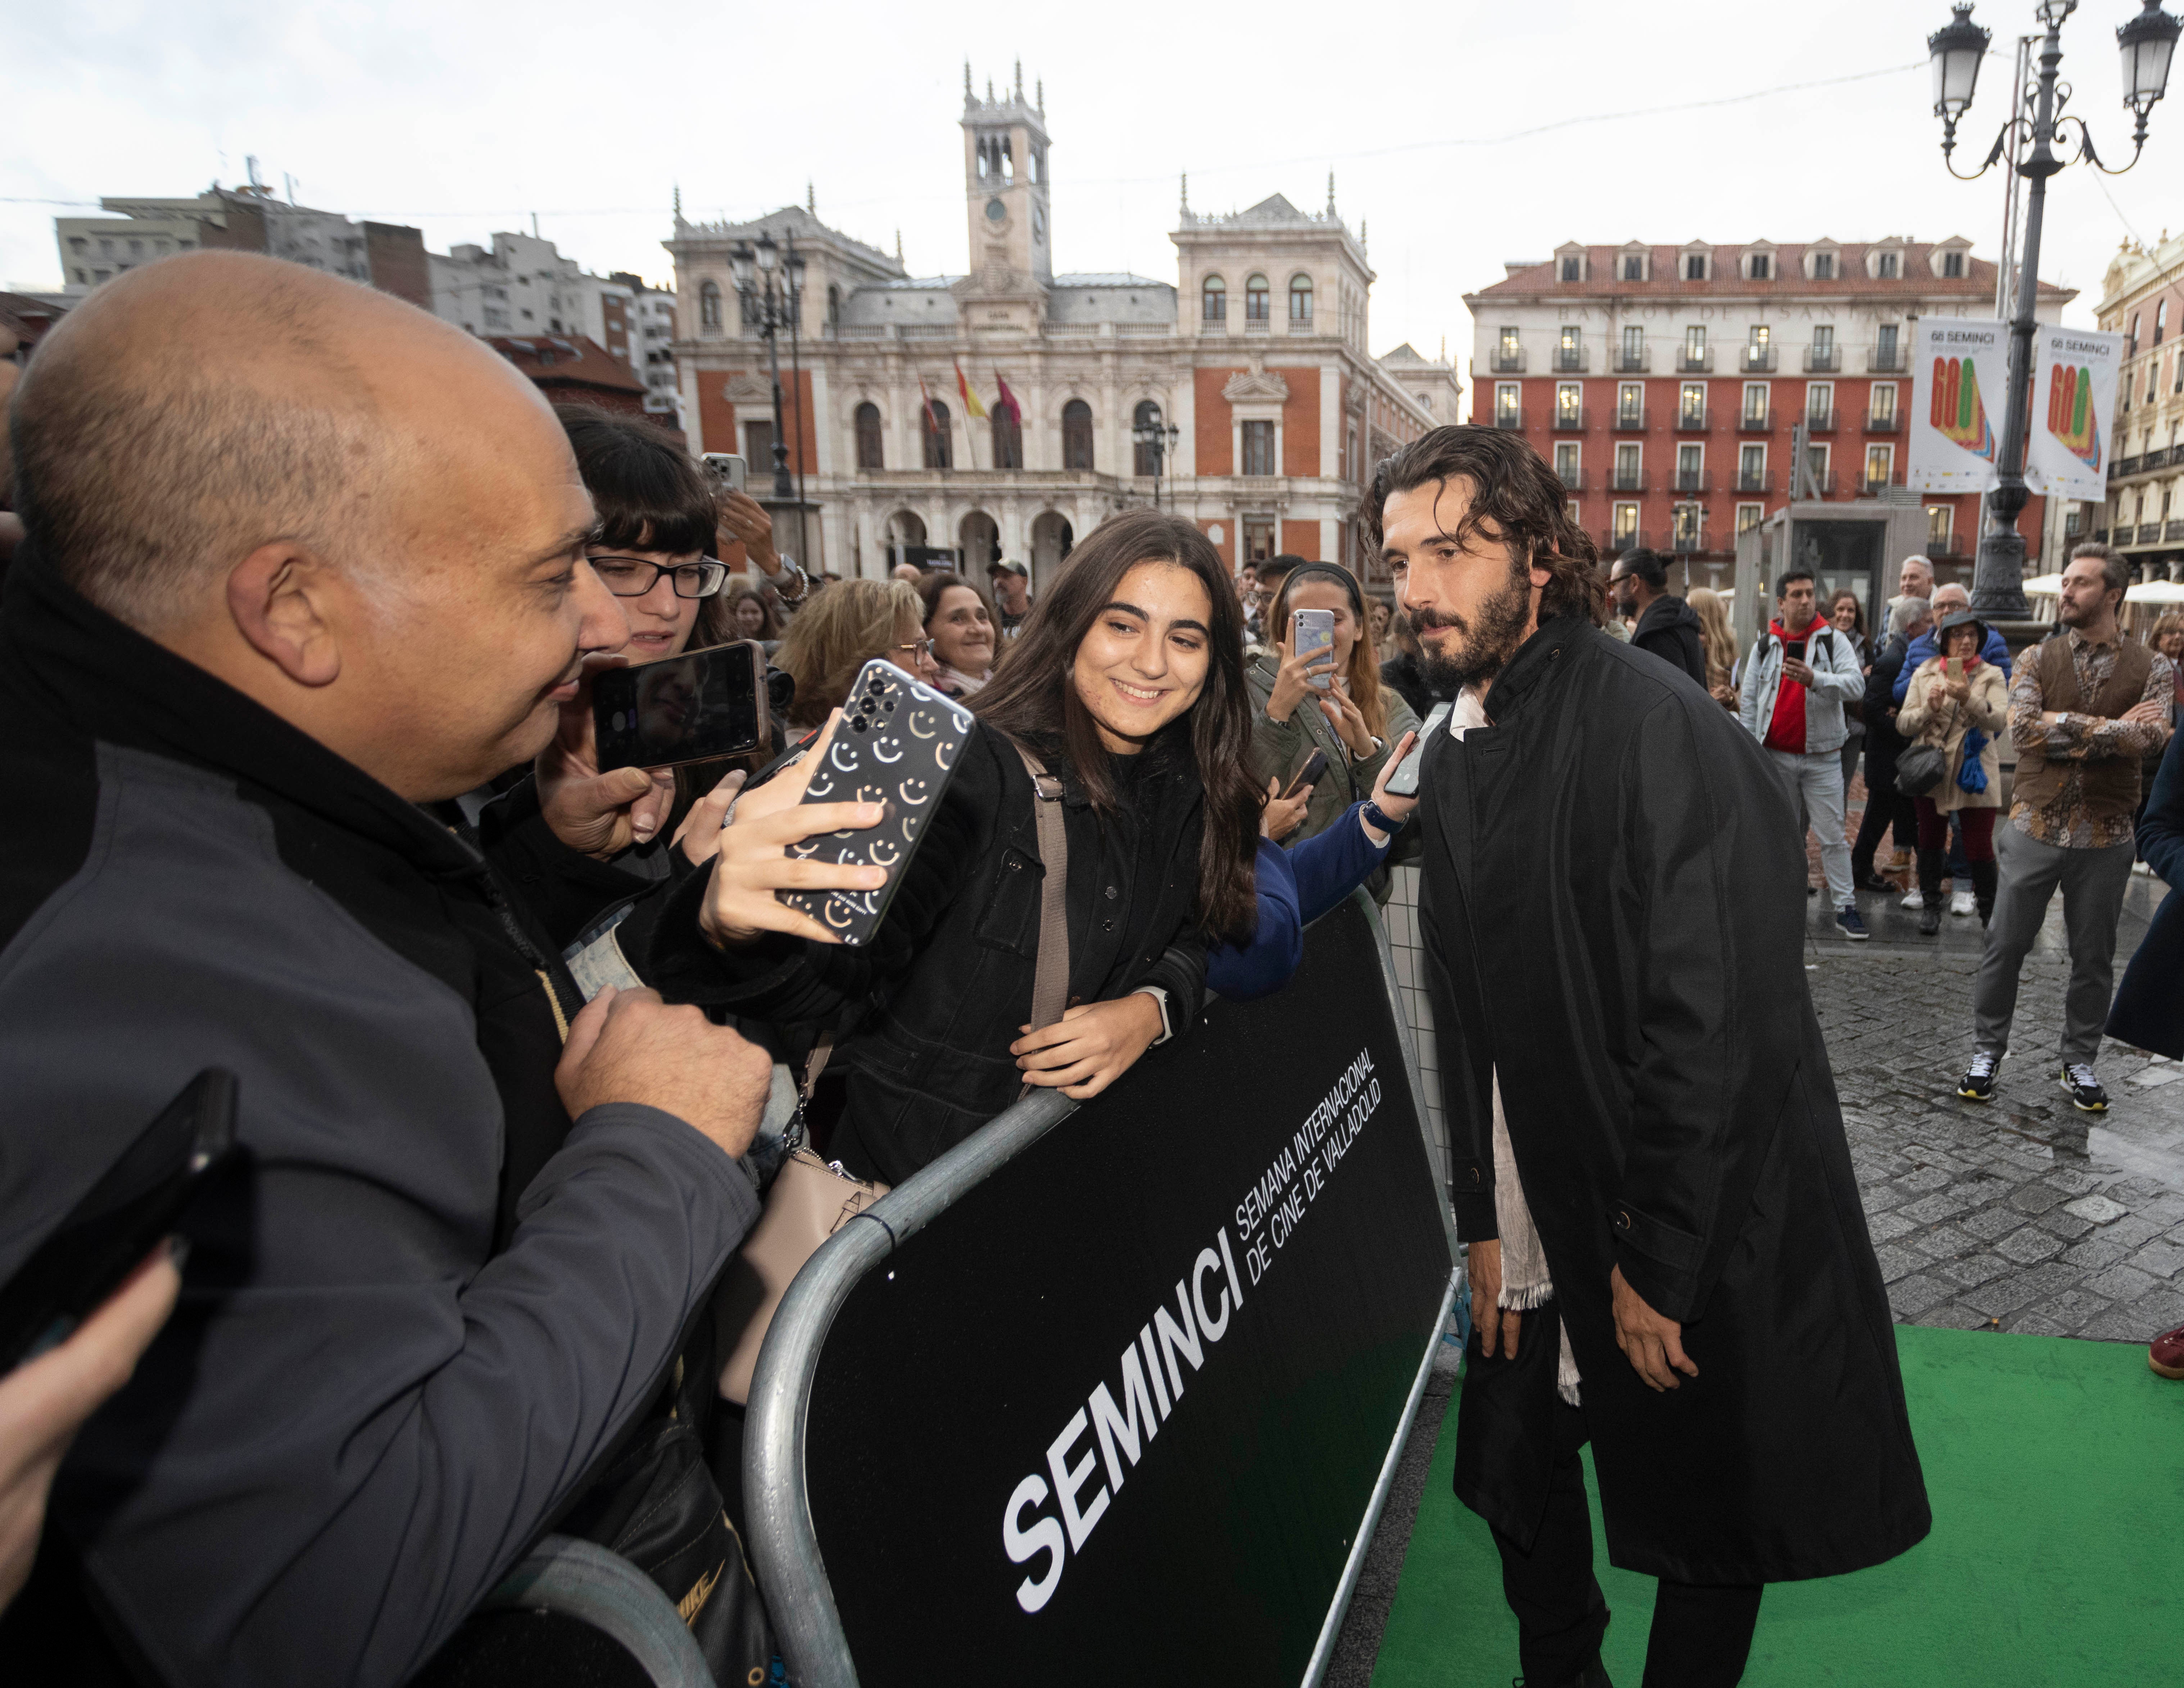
left=1489, top=348, right=1526, bottom=373
left=1675, top=407, right=1709, bottom=432
left=1866, top=344, right=1907, bottom=373
left=1677, top=347, right=1715, bottom=373
left=1601, top=527, right=1649, bottom=553
left=1737, top=408, right=1773, bottom=433
left=1613, top=348, right=1651, bottom=373
left=1551, top=407, right=1586, bottom=432
left=1674, top=469, right=1712, bottom=493
left=1856, top=472, right=1898, bottom=496
left=1928, top=531, right=1967, bottom=557
left=1608, top=470, right=1648, bottom=493
left=1740, top=344, right=1777, bottom=372
left=2115, top=455, right=2143, bottom=479
left=2168, top=519, right=2184, bottom=541
left=1803, top=346, right=1840, bottom=373
left=1737, top=471, right=1774, bottom=494
left=1671, top=530, right=1707, bottom=555
left=742, top=892, right=1455, bottom=1688
left=1553, top=346, right=1589, bottom=372
left=1557, top=467, right=1586, bottom=490
left=1805, top=407, right=1837, bottom=433
left=1863, top=410, right=1902, bottom=433
left=1493, top=409, right=1524, bottom=431
left=1613, top=408, right=1647, bottom=431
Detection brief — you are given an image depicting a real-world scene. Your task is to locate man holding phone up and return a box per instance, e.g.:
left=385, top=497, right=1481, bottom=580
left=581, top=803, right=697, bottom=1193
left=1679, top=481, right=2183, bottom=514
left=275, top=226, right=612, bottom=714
left=1737, top=566, right=1870, bottom=940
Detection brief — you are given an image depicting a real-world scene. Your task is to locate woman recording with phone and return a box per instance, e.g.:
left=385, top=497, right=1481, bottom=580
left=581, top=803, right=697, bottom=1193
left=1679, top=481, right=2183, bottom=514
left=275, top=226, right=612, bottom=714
left=1246, top=562, right=1419, bottom=897
left=644, top=511, right=1261, bottom=1186
left=1896, top=610, right=2007, bottom=933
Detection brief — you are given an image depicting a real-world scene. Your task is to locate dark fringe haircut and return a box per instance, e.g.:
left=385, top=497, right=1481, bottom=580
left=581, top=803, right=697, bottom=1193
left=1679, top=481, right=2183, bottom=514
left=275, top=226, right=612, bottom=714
left=1366, top=425, right=1607, bottom=627
left=971, top=508, right=1260, bottom=945
left=556, top=406, right=716, bottom=558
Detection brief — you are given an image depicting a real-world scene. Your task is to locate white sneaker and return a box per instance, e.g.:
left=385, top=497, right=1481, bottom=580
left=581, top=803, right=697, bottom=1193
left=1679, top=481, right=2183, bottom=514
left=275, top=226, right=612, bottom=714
left=1951, top=888, right=1976, bottom=917
left=1900, top=889, right=1925, bottom=909
left=2134, top=860, right=2154, bottom=876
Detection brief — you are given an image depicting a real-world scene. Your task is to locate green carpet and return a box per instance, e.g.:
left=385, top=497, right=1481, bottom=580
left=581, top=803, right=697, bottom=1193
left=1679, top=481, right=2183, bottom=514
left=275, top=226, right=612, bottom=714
left=1371, top=1325, right=2183, bottom=1687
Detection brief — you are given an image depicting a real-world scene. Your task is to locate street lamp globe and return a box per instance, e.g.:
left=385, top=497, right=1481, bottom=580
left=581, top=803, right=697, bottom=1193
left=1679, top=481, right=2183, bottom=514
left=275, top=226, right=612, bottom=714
left=755, top=231, right=778, bottom=275
left=729, top=244, right=754, bottom=293
left=2119, top=0, right=2184, bottom=115
left=785, top=247, right=807, bottom=295
left=1928, top=3, right=1991, bottom=121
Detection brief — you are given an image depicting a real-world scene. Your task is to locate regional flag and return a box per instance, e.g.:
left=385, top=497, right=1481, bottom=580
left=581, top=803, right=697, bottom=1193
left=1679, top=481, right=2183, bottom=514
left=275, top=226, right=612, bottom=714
left=918, top=372, right=942, bottom=433
left=954, top=358, right=989, bottom=421
left=993, top=370, right=1022, bottom=425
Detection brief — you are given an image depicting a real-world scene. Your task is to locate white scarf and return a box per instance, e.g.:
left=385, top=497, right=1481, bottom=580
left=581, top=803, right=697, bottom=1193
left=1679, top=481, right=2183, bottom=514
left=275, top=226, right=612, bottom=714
left=1452, top=688, right=1582, bottom=1406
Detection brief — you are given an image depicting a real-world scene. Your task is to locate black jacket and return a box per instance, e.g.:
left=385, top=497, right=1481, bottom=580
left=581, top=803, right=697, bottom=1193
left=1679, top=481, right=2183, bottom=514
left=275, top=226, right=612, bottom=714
left=1418, top=616, right=1929, bottom=1584
left=1380, top=650, right=1451, bottom=724
left=644, top=721, right=1209, bottom=1184
left=2111, top=726, right=2184, bottom=1055
left=1628, top=592, right=1708, bottom=686
left=1862, top=632, right=1915, bottom=768
left=0, top=549, right=758, bottom=1685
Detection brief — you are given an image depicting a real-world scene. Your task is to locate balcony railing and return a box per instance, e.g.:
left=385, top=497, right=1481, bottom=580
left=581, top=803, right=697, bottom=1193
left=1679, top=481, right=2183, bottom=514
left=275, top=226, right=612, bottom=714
left=1492, top=410, right=1524, bottom=431
left=2114, top=454, right=2143, bottom=479
left=1856, top=472, right=1898, bottom=496
left=2094, top=527, right=2111, bottom=543
left=1866, top=344, right=1907, bottom=373
left=1677, top=347, right=1715, bottom=373
left=1674, top=470, right=1712, bottom=493
left=1556, top=467, right=1586, bottom=491
left=1863, top=410, right=1902, bottom=433
left=1671, top=530, right=1708, bottom=555
left=1608, top=470, right=1648, bottom=493
left=1287, top=315, right=1314, bottom=334
left=1551, top=408, right=1587, bottom=432
left=2168, top=519, right=2184, bottom=541
left=2142, top=522, right=2167, bottom=544
left=1613, top=409, right=1647, bottom=431
left=1675, top=408, right=1709, bottom=432
left=1245, top=316, right=1271, bottom=334
left=1737, top=471, right=1774, bottom=494
left=1553, top=346, right=1589, bottom=372
left=1490, top=348, right=1527, bottom=373
left=1740, top=345, right=1778, bottom=373
left=1804, top=346, right=1840, bottom=373
left=2148, top=448, right=2175, bottom=472
left=1738, top=408, right=1773, bottom=434
left=1613, top=348, right=1651, bottom=373
left=1800, top=471, right=1840, bottom=497
left=1601, top=527, right=1650, bottom=554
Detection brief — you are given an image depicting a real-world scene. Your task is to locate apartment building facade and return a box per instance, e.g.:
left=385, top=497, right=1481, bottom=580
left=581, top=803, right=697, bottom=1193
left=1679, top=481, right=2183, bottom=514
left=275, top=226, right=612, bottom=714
left=1465, top=238, right=2071, bottom=588
left=2076, top=231, right=2184, bottom=577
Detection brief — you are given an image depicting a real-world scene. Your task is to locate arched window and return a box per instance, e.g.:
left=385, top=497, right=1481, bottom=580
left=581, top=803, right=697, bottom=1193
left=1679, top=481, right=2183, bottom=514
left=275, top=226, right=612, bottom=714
left=855, top=402, right=884, bottom=470
left=1133, top=399, right=1163, bottom=477
left=924, top=399, right=952, bottom=470
left=1062, top=399, right=1094, bottom=471
left=1289, top=274, right=1313, bottom=324
left=699, top=280, right=722, bottom=331
left=1202, top=276, right=1226, bottom=322
left=828, top=283, right=842, bottom=327
left=992, top=403, right=1023, bottom=469
left=1245, top=275, right=1270, bottom=322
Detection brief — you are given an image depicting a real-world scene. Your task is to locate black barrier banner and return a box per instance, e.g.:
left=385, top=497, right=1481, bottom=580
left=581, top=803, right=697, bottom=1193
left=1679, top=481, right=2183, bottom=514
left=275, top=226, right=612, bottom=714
left=802, top=895, right=1454, bottom=1686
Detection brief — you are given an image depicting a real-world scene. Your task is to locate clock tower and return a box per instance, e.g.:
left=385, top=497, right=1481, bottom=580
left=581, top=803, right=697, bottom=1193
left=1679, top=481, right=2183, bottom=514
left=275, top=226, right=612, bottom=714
left=961, top=62, right=1051, bottom=298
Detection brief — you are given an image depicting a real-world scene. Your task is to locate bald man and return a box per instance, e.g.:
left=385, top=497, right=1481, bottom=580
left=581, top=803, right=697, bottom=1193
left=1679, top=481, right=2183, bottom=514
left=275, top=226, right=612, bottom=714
left=0, top=254, right=771, bottom=1682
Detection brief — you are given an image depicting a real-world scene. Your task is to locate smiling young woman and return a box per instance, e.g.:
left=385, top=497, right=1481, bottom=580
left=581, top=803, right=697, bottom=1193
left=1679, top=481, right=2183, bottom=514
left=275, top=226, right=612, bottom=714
left=642, top=509, right=1263, bottom=1185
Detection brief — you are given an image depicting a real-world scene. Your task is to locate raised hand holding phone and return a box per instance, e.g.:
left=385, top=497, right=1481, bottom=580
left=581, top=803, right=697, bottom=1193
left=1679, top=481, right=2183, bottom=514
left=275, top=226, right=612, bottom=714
left=1266, top=625, right=1337, bottom=723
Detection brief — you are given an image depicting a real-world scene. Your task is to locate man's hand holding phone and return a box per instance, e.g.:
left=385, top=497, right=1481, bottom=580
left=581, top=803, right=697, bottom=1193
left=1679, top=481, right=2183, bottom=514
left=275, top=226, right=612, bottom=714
left=1780, top=656, right=1816, bottom=689
left=538, top=654, right=675, bottom=860
left=698, top=712, right=888, bottom=948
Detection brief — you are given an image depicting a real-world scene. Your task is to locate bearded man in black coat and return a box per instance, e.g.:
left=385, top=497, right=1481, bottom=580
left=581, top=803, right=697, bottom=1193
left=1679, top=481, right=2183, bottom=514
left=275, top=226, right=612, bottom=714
left=1376, top=427, right=1928, bottom=1688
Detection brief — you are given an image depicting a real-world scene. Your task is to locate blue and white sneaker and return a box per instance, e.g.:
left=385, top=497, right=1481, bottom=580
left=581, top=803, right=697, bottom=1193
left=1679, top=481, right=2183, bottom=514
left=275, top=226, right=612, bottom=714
left=1836, top=903, right=1870, bottom=941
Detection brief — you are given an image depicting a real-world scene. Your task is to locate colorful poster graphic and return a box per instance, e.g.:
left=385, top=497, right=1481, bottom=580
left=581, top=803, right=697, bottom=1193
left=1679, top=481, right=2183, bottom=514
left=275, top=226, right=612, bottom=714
left=1909, top=319, right=2008, bottom=494
left=2025, top=326, right=2123, bottom=504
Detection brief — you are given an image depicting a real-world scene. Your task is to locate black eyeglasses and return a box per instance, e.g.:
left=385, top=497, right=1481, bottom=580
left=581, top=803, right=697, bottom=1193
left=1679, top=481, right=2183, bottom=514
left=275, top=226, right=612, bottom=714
left=589, top=555, right=728, bottom=599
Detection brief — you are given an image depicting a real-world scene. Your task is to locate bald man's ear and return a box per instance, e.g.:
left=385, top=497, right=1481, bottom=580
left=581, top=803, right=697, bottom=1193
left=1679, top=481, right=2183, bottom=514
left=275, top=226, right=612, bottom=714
left=227, top=543, right=343, bottom=687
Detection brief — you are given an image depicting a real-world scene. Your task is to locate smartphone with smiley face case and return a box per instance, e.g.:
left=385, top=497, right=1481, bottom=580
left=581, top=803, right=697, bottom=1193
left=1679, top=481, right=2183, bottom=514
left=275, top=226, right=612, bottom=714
left=775, top=660, right=977, bottom=946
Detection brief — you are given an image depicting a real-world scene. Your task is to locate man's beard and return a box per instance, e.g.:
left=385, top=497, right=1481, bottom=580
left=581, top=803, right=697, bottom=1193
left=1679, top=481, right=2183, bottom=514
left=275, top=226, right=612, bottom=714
left=1412, top=557, right=1534, bottom=694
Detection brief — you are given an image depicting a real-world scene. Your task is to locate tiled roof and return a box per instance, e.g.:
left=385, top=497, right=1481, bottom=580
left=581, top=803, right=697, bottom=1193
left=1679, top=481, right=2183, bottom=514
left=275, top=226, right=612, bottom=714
left=1052, top=272, right=1169, bottom=289
left=1468, top=242, right=2074, bottom=303
left=485, top=333, right=643, bottom=393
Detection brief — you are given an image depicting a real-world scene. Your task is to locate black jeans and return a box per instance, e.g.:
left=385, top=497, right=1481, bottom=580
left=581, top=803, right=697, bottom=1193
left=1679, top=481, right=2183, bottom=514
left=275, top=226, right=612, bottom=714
left=1851, top=761, right=1916, bottom=868
left=1487, top=1397, right=1763, bottom=1688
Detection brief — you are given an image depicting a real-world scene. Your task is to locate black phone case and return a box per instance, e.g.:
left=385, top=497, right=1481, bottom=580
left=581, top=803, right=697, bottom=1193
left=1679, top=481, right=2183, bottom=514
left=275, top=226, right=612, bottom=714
left=592, top=641, right=769, bottom=773
left=776, top=664, right=977, bottom=947
left=0, top=1068, right=238, bottom=1373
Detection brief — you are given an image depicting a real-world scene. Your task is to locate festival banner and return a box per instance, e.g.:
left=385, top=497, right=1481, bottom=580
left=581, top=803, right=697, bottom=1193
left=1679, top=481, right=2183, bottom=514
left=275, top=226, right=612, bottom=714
left=2025, top=325, right=2124, bottom=503
left=1909, top=317, right=2008, bottom=494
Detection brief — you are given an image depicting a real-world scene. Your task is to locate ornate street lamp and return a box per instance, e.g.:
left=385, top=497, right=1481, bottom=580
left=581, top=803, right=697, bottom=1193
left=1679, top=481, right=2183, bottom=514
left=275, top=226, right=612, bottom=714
left=730, top=231, right=803, bottom=501
left=1927, top=0, right=2181, bottom=620
left=1132, top=405, right=1183, bottom=510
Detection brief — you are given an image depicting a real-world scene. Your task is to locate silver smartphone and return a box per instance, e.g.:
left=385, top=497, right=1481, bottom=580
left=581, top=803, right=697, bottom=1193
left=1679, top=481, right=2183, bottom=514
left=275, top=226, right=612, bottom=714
left=1383, top=701, right=1451, bottom=798
left=1293, top=608, right=1336, bottom=691
left=701, top=453, right=748, bottom=494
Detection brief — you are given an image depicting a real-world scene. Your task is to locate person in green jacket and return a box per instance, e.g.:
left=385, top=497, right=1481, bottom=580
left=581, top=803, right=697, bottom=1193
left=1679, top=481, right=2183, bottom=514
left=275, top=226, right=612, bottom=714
left=1246, top=562, right=1420, bottom=902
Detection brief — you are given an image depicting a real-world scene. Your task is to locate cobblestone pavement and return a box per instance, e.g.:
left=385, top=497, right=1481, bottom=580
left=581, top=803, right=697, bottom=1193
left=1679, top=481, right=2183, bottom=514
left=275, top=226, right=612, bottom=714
left=1807, top=871, right=2184, bottom=1343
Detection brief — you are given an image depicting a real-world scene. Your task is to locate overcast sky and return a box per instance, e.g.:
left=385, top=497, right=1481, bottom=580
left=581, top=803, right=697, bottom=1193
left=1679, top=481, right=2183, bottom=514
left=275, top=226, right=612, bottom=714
left=12, top=0, right=2184, bottom=359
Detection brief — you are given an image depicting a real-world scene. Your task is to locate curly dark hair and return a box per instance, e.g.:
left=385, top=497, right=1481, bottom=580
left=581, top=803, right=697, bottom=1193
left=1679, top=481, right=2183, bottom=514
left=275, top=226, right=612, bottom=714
left=972, top=509, right=1259, bottom=944
left=1366, top=425, right=1606, bottom=627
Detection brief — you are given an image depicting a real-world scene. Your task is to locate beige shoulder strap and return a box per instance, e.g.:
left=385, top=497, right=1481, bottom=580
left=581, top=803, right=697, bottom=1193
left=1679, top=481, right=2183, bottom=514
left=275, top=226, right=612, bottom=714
left=1013, top=743, right=1072, bottom=1034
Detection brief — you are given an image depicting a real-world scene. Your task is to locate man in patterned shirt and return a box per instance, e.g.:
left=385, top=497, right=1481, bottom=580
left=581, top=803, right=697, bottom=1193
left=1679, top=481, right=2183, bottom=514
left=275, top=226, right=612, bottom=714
left=1960, top=543, right=2174, bottom=1110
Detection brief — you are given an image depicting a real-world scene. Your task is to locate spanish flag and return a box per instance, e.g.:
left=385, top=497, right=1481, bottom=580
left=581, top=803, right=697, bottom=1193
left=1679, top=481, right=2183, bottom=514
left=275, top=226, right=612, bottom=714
left=954, top=358, right=988, bottom=421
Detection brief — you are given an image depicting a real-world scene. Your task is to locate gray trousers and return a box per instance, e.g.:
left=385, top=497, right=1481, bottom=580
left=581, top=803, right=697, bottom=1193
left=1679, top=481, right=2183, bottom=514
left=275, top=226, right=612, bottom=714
left=1972, top=822, right=2136, bottom=1065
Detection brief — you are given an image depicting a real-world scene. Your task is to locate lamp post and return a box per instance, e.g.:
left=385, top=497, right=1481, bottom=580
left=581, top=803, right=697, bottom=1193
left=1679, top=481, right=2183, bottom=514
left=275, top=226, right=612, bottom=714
left=1929, top=0, right=2180, bottom=620
left=728, top=231, right=805, bottom=500
left=1132, top=405, right=1183, bottom=510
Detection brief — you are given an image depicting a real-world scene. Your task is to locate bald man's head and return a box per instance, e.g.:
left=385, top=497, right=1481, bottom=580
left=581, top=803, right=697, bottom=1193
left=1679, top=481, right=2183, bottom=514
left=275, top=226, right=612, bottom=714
left=6, top=252, right=630, bottom=799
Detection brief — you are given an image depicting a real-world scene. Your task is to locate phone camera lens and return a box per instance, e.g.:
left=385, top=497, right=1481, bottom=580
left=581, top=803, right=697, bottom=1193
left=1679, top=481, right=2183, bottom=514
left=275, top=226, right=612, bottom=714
left=883, top=699, right=896, bottom=712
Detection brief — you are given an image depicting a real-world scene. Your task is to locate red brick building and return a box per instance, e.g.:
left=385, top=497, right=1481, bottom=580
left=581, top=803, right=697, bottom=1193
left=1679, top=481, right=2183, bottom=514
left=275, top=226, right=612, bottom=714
left=1465, top=239, right=2074, bottom=587
left=486, top=334, right=652, bottom=420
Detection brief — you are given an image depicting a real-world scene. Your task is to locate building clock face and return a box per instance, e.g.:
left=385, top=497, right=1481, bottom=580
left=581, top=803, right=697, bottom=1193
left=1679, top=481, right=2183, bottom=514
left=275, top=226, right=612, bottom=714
left=985, top=198, right=1006, bottom=222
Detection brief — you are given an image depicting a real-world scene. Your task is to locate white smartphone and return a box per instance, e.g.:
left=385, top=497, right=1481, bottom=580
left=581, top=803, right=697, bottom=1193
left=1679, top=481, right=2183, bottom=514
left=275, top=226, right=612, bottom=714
left=1293, top=608, right=1336, bottom=691
left=1383, top=702, right=1451, bottom=798
left=701, top=453, right=748, bottom=494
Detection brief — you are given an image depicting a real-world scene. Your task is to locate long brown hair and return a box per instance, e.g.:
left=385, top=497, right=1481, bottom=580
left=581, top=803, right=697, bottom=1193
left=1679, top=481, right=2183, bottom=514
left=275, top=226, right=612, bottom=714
left=1264, top=561, right=1390, bottom=738
left=973, top=509, right=1259, bottom=944
left=1367, top=425, right=1607, bottom=627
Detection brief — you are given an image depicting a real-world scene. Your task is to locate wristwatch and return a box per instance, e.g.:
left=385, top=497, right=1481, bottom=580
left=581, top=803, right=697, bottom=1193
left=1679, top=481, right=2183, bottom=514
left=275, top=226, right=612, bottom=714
left=1361, top=799, right=1401, bottom=842
left=1134, top=985, right=1175, bottom=1045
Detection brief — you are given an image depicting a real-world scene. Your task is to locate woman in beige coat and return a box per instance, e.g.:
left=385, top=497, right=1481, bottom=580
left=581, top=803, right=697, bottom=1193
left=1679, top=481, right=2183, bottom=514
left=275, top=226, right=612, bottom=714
left=1897, top=611, right=2008, bottom=934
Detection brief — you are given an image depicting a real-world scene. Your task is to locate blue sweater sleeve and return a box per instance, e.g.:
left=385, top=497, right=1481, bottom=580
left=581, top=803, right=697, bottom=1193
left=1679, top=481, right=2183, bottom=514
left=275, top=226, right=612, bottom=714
left=1291, top=803, right=1393, bottom=926
left=1985, top=627, right=2013, bottom=679
left=1205, top=836, right=1303, bottom=1000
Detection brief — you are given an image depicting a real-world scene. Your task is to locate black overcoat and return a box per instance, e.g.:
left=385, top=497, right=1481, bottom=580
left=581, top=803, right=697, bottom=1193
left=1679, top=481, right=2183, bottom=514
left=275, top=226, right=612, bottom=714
left=2109, top=724, right=2184, bottom=1056
left=1420, top=616, right=1930, bottom=1584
